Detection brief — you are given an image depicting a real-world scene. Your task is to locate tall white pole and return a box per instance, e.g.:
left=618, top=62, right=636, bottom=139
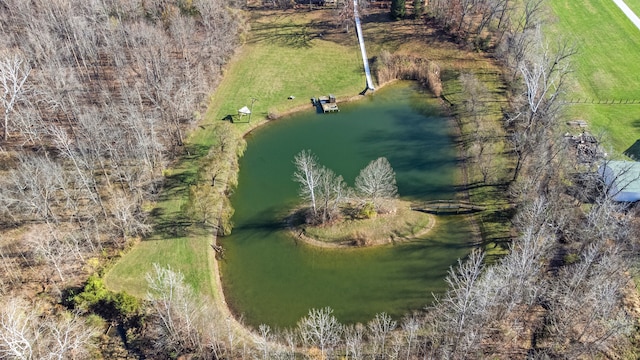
left=353, top=0, right=375, bottom=91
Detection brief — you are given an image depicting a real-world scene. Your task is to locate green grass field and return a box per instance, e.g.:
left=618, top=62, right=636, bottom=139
left=623, top=0, right=640, bottom=19
left=549, top=0, right=640, bottom=154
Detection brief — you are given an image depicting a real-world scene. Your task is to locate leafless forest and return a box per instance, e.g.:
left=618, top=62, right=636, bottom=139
left=0, top=0, right=639, bottom=359
left=0, top=0, right=241, bottom=357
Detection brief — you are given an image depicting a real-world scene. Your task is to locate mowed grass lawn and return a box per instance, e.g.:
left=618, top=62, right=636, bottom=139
left=104, top=156, right=217, bottom=298
left=549, top=0, right=640, bottom=154
left=623, top=0, right=640, bottom=19
left=198, top=9, right=364, bottom=139
left=104, top=9, right=364, bottom=298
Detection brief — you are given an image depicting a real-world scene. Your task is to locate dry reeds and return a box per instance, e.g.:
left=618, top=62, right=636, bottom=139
left=373, top=50, right=442, bottom=97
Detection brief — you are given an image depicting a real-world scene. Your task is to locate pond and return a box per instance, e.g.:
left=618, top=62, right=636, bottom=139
left=219, top=82, right=474, bottom=328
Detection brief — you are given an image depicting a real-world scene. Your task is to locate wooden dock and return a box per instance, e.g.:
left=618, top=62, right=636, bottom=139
left=411, top=200, right=485, bottom=215
left=321, top=102, right=339, bottom=113
left=312, top=94, right=339, bottom=113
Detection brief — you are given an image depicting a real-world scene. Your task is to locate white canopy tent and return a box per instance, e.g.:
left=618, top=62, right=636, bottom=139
left=238, top=106, right=251, bottom=116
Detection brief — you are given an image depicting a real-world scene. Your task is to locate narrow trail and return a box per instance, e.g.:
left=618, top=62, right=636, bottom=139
left=353, top=0, right=375, bottom=92
left=612, top=0, right=640, bottom=31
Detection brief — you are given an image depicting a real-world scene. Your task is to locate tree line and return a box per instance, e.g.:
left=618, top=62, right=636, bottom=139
left=0, top=0, right=240, bottom=280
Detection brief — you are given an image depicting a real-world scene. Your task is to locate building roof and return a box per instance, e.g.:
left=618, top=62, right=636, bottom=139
left=598, top=160, right=640, bottom=202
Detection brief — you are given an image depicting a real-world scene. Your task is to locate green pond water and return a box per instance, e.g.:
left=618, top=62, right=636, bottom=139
left=220, top=82, right=474, bottom=328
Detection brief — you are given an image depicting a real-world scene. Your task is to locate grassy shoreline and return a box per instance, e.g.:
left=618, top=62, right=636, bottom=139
left=288, top=199, right=436, bottom=248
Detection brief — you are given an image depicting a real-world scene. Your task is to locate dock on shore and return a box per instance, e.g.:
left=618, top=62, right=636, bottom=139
left=312, top=94, right=339, bottom=113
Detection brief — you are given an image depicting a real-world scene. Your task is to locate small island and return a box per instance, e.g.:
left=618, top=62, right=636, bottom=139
left=289, top=199, right=435, bottom=248
left=289, top=150, right=435, bottom=248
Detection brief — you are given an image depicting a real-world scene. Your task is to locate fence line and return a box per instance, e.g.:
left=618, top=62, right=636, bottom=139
left=563, top=99, right=640, bottom=105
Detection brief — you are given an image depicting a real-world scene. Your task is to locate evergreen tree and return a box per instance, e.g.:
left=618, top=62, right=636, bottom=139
left=390, top=0, right=405, bottom=20
left=413, top=0, right=424, bottom=19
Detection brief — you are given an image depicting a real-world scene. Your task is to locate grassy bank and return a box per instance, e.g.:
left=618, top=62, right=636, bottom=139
left=439, top=61, right=513, bottom=258
left=298, top=200, right=435, bottom=247
left=549, top=0, right=640, bottom=154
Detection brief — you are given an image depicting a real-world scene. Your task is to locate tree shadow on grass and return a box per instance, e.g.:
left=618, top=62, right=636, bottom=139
left=146, top=144, right=214, bottom=240
left=154, top=170, right=194, bottom=203
left=147, top=217, right=193, bottom=240
left=475, top=206, right=515, bottom=260
left=183, top=143, right=211, bottom=160
left=249, top=21, right=317, bottom=48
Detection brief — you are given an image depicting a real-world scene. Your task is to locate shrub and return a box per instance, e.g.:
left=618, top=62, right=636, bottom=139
left=359, top=202, right=377, bottom=219
left=373, top=51, right=442, bottom=96
left=564, top=253, right=580, bottom=265
left=71, top=274, right=142, bottom=321
left=72, top=275, right=110, bottom=312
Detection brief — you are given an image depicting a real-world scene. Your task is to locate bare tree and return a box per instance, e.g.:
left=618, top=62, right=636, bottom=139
left=401, top=314, right=420, bottom=360
left=335, top=0, right=355, bottom=33
left=254, top=324, right=273, bottom=360
left=428, top=249, right=488, bottom=359
left=459, top=72, right=499, bottom=185
left=297, top=307, right=343, bottom=359
left=146, top=264, right=224, bottom=358
left=367, top=312, right=396, bottom=358
left=0, top=297, right=39, bottom=360
left=0, top=3, right=246, bottom=357
left=507, top=29, right=575, bottom=182
left=293, top=150, right=323, bottom=219
left=24, top=225, right=80, bottom=283
left=493, top=197, right=553, bottom=316
left=43, top=312, right=99, bottom=360
left=427, top=0, right=518, bottom=43
left=544, top=242, right=634, bottom=357
left=0, top=296, right=98, bottom=359
left=316, top=166, right=348, bottom=224
left=459, top=72, right=487, bottom=125
left=278, top=328, right=297, bottom=360
left=109, top=189, right=152, bottom=243
left=344, top=323, right=365, bottom=360
left=335, top=0, right=367, bottom=33
left=0, top=53, right=30, bottom=141
left=496, top=0, right=545, bottom=81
